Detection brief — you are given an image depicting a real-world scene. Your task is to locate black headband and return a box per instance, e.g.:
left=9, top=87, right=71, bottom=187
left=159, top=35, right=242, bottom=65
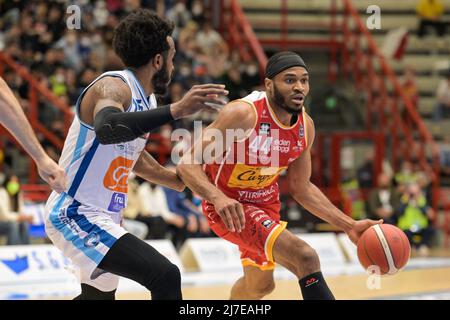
left=265, top=51, right=308, bottom=79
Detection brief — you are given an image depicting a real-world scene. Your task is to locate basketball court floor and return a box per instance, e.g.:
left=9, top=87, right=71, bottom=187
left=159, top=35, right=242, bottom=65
left=116, top=251, right=450, bottom=300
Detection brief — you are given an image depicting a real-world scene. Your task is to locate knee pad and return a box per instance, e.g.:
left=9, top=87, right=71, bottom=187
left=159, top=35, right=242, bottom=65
left=148, top=263, right=182, bottom=300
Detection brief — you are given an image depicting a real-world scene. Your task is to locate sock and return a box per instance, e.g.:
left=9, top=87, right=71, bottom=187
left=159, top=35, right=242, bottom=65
left=299, top=271, right=335, bottom=300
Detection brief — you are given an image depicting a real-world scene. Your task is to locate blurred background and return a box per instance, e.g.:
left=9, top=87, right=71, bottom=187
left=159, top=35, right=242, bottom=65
left=0, top=0, right=450, bottom=300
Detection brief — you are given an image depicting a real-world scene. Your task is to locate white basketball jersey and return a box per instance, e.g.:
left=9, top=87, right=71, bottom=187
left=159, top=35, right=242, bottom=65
left=46, top=70, right=156, bottom=213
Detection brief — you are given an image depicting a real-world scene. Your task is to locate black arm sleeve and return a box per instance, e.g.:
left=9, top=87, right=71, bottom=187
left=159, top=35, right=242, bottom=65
left=94, top=105, right=174, bottom=144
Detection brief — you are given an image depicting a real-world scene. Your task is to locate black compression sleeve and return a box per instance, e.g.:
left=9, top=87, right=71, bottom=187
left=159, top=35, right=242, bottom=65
left=94, top=105, right=174, bottom=144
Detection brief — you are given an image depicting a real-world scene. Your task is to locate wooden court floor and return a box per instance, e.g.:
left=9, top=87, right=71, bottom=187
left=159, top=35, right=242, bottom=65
left=116, top=266, right=450, bottom=300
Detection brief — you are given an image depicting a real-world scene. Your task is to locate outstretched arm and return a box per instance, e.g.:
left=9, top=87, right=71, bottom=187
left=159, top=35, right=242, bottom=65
left=0, top=77, right=67, bottom=193
left=287, top=114, right=381, bottom=244
left=83, top=77, right=229, bottom=145
left=133, top=150, right=185, bottom=192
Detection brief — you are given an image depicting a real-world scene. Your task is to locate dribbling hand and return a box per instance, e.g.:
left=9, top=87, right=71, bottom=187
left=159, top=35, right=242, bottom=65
left=213, top=195, right=246, bottom=233
left=346, top=219, right=383, bottom=245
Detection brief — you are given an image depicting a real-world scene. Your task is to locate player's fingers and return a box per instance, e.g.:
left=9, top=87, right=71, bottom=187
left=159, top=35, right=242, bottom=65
left=235, top=203, right=246, bottom=230
left=49, top=178, right=63, bottom=193
left=52, top=171, right=67, bottom=193
left=198, top=96, right=227, bottom=105
left=217, top=209, right=230, bottom=230
left=196, top=88, right=229, bottom=96
left=194, top=84, right=226, bottom=90
left=228, top=205, right=242, bottom=233
left=369, top=219, right=383, bottom=226
left=221, top=208, right=235, bottom=232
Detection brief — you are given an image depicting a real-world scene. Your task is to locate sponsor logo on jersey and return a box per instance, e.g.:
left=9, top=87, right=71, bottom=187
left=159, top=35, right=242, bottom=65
left=114, top=143, right=137, bottom=156
left=293, top=140, right=304, bottom=152
left=261, top=219, right=274, bottom=229
left=227, top=165, right=286, bottom=189
left=103, top=156, right=134, bottom=193
left=107, top=192, right=126, bottom=212
left=237, top=185, right=277, bottom=202
left=288, top=157, right=297, bottom=164
left=299, top=123, right=304, bottom=138
left=259, top=122, right=271, bottom=135
left=84, top=232, right=100, bottom=248
left=133, top=98, right=145, bottom=111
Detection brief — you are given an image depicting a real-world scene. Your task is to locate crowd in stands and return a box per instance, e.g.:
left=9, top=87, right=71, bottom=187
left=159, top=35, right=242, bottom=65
left=341, top=155, right=437, bottom=257
left=0, top=1, right=448, bottom=255
left=416, top=0, right=448, bottom=38
left=0, top=0, right=260, bottom=249
left=0, top=0, right=260, bottom=166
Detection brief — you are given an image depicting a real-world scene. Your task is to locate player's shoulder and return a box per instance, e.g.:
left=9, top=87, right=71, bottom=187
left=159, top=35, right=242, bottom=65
left=88, top=74, right=132, bottom=103
left=221, top=99, right=256, bottom=119
left=209, top=98, right=257, bottom=133
left=303, top=109, right=315, bottom=129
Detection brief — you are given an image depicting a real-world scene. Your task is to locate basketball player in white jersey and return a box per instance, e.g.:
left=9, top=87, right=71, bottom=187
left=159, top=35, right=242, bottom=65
left=45, top=9, right=228, bottom=300
left=0, top=77, right=67, bottom=193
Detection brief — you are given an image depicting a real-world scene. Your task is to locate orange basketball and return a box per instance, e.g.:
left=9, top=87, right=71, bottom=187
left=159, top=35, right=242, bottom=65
left=357, top=224, right=411, bottom=275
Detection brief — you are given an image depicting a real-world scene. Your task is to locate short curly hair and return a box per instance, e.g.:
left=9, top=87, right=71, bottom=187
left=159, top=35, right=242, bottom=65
left=113, top=9, right=174, bottom=68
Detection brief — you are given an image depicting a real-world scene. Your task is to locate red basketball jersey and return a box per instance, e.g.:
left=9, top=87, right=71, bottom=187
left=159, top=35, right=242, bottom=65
left=203, top=91, right=309, bottom=210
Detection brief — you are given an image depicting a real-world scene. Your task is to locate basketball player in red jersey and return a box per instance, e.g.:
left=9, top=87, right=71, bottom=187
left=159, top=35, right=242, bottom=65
left=177, top=52, right=382, bottom=300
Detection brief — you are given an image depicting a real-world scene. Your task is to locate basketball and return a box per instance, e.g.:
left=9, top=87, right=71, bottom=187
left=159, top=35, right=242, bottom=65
left=357, top=224, right=411, bottom=275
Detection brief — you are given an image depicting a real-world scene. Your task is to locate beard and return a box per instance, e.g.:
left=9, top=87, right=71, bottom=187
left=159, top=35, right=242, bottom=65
left=152, top=60, right=172, bottom=95
left=273, top=83, right=302, bottom=115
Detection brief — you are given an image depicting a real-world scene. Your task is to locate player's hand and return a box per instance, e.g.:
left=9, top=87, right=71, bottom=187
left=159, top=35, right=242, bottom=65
left=170, top=84, right=229, bottom=119
left=346, top=219, right=383, bottom=245
left=17, top=213, right=34, bottom=224
left=36, top=157, right=68, bottom=193
left=212, top=195, right=245, bottom=233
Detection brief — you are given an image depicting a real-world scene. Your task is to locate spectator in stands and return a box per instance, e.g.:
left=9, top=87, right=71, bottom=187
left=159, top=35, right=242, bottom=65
left=218, top=64, right=246, bottom=101
left=394, top=160, right=418, bottom=193
left=195, top=18, right=229, bottom=77
left=357, top=152, right=375, bottom=188
left=166, top=0, right=192, bottom=39
left=341, top=169, right=366, bottom=220
left=135, top=179, right=185, bottom=241
left=432, top=70, right=450, bottom=122
left=0, top=174, right=32, bottom=245
left=163, top=185, right=212, bottom=248
left=366, top=172, right=400, bottom=225
left=416, top=0, right=446, bottom=37
left=397, top=183, right=435, bottom=256
left=190, top=0, right=206, bottom=24
left=121, top=176, right=149, bottom=240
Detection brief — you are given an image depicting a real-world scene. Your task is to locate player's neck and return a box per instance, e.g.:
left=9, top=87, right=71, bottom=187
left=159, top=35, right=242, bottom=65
left=267, top=95, right=294, bottom=127
left=131, top=67, right=154, bottom=97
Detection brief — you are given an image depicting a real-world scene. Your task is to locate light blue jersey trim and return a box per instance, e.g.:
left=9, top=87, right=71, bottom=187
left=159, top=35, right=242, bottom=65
left=67, top=199, right=117, bottom=249
left=66, top=125, right=88, bottom=174
left=67, top=139, right=100, bottom=198
left=49, top=193, right=105, bottom=264
left=126, top=69, right=150, bottom=109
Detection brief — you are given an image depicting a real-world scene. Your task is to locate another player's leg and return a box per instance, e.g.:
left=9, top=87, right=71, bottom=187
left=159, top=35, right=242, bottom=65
left=230, top=265, right=275, bottom=300
left=272, top=229, right=335, bottom=300
left=74, top=284, right=116, bottom=300
left=97, top=233, right=182, bottom=300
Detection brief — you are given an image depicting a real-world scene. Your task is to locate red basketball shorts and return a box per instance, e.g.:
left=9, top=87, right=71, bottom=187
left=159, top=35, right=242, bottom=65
left=202, top=201, right=287, bottom=270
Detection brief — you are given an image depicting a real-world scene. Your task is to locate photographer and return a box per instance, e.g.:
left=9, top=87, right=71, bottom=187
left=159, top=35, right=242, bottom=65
left=397, top=183, right=435, bottom=256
